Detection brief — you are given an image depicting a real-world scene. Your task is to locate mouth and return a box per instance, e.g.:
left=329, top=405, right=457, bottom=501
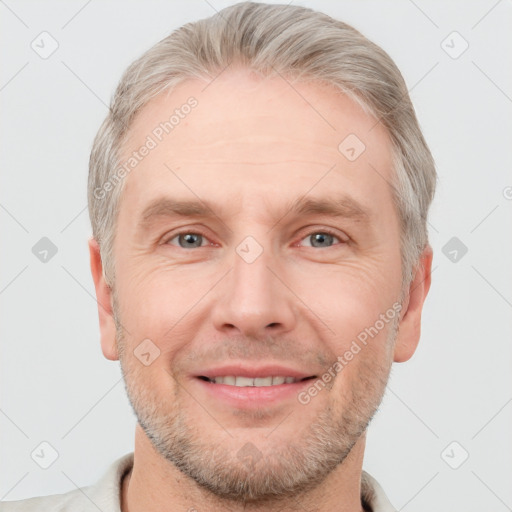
left=192, top=364, right=319, bottom=407
left=197, top=375, right=317, bottom=387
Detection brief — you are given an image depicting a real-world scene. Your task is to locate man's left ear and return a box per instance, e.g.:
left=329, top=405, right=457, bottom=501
left=393, top=245, right=433, bottom=363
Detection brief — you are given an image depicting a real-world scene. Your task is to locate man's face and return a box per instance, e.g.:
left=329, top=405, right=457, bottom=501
left=107, top=68, right=405, bottom=501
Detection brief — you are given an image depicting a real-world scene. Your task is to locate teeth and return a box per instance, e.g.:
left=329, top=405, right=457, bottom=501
left=210, top=376, right=299, bottom=387
left=254, top=377, right=273, bottom=387
left=235, top=376, right=254, bottom=387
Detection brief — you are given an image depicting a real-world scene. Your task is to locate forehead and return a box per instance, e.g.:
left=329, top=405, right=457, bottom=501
left=118, top=67, right=395, bottom=219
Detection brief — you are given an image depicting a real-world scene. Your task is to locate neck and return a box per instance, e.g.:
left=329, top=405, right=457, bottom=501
left=121, top=425, right=367, bottom=512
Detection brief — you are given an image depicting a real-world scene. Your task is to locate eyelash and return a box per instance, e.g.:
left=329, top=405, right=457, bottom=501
left=163, top=227, right=349, bottom=248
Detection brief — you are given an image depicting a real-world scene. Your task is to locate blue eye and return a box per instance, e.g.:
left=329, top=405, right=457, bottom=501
left=164, top=230, right=345, bottom=250
left=301, top=232, right=343, bottom=248
left=168, top=233, right=205, bottom=248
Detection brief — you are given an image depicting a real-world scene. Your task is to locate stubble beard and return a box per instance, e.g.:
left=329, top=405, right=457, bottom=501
left=113, top=298, right=397, bottom=504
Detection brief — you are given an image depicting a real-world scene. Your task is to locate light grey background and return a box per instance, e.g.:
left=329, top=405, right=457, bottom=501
left=1, top=1, right=511, bottom=510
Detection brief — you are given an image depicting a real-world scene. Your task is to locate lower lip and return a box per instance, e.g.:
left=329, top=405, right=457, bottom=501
left=193, top=378, right=314, bottom=408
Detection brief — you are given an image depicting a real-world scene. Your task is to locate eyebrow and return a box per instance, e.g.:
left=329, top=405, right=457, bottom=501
left=287, top=196, right=370, bottom=222
left=138, top=195, right=371, bottom=230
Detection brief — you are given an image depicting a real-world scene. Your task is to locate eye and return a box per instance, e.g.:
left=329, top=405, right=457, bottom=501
left=299, top=231, right=346, bottom=248
left=166, top=232, right=209, bottom=249
left=163, top=229, right=347, bottom=250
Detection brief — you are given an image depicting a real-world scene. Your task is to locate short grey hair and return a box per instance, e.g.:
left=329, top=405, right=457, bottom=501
left=88, top=1, right=436, bottom=293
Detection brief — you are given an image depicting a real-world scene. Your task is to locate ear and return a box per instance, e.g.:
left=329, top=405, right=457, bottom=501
left=393, top=245, right=433, bottom=363
left=88, top=237, right=119, bottom=361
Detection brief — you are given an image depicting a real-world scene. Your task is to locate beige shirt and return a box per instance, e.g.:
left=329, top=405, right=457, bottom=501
left=1, top=453, right=397, bottom=511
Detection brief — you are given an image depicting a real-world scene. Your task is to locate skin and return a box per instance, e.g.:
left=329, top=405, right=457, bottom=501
left=89, top=67, right=432, bottom=512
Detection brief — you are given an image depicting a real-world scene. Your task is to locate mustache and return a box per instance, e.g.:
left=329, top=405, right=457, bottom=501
left=176, top=334, right=335, bottom=373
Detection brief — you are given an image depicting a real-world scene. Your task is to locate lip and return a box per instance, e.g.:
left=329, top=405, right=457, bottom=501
left=191, top=363, right=317, bottom=409
left=194, top=364, right=315, bottom=380
left=193, top=377, right=315, bottom=408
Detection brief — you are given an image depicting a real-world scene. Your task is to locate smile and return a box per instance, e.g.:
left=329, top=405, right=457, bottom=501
left=198, top=375, right=316, bottom=386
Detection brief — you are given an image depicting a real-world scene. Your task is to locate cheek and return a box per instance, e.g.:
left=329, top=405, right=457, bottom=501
left=116, top=259, right=218, bottom=342
left=325, top=313, right=396, bottom=404
left=295, top=259, right=400, bottom=338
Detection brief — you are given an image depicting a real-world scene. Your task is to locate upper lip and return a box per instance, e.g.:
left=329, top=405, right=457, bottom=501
left=194, top=364, right=316, bottom=380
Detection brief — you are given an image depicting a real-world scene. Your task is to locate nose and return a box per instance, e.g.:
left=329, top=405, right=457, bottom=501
left=211, top=242, right=297, bottom=338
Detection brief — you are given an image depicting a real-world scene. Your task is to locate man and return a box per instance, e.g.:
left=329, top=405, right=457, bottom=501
left=3, top=2, right=435, bottom=511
